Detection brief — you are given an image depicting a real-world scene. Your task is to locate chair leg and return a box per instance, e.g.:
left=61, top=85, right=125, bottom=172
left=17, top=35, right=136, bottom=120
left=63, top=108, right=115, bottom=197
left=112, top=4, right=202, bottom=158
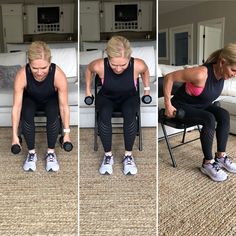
left=181, top=127, right=187, bottom=143
left=161, top=123, right=177, bottom=167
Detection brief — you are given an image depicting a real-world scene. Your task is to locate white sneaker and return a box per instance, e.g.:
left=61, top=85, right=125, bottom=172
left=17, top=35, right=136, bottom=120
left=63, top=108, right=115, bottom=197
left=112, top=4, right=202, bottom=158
left=215, top=155, right=236, bottom=173
left=200, top=161, right=228, bottom=182
left=23, top=152, right=37, bottom=172
left=99, top=155, right=114, bottom=175
left=46, top=153, right=59, bottom=172
left=123, top=155, right=137, bottom=175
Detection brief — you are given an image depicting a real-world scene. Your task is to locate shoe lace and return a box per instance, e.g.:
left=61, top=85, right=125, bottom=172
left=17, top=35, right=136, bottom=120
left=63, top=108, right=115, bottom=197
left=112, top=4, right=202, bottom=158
left=224, top=156, right=232, bottom=165
left=46, top=153, right=56, bottom=162
left=123, top=155, right=133, bottom=165
left=212, top=162, right=221, bottom=172
left=104, top=156, right=111, bottom=165
left=28, top=153, right=35, bottom=162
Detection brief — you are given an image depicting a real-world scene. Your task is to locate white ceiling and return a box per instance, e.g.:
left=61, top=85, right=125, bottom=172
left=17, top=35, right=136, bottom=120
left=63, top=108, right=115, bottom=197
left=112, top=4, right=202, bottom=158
left=158, top=0, right=212, bottom=15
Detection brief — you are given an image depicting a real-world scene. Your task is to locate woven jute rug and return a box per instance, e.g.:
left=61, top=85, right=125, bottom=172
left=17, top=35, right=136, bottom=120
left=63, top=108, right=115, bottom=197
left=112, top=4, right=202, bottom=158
left=0, top=127, right=78, bottom=235
left=159, top=130, right=236, bottom=236
left=79, top=128, right=157, bottom=236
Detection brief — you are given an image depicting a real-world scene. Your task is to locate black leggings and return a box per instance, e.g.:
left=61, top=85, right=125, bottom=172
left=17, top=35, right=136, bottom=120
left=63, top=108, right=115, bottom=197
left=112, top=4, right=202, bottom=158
left=96, top=95, right=140, bottom=152
left=21, top=95, right=60, bottom=150
left=172, top=101, right=230, bottom=160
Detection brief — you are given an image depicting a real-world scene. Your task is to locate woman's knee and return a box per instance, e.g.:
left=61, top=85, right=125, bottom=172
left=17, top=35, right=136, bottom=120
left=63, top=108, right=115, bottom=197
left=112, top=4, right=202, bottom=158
left=203, top=113, right=216, bottom=129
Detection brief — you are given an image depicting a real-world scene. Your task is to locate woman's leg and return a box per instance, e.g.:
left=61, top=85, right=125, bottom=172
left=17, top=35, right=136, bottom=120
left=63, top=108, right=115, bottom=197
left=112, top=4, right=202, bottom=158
left=44, top=95, right=60, bottom=150
left=120, top=95, right=140, bottom=175
left=173, top=103, right=216, bottom=161
left=21, top=96, right=38, bottom=171
left=205, top=105, right=230, bottom=153
left=121, top=95, right=140, bottom=152
left=96, top=95, right=114, bottom=175
left=96, top=95, right=114, bottom=153
left=21, top=96, right=37, bottom=150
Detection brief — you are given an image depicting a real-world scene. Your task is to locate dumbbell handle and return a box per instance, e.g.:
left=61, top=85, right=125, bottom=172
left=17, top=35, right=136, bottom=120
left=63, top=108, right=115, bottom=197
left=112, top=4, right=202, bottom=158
left=84, top=95, right=94, bottom=105
left=11, top=144, right=21, bottom=154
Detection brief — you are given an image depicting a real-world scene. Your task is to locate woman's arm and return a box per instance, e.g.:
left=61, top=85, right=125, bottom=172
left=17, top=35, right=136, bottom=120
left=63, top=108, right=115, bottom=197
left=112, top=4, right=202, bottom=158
left=163, top=66, right=208, bottom=117
left=85, top=58, right=103, bottom=97
left=134, top=58, right=150, bottom=96
left=54, top=66, right=71, bottom=143
left=12, top=68, right=26, bottom=145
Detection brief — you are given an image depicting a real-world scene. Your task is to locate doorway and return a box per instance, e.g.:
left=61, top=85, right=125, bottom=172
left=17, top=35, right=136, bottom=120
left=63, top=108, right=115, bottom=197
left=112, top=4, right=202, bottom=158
left=197, top=18, right=225, bottom=64
left=169, top=24, right=193, bottom=66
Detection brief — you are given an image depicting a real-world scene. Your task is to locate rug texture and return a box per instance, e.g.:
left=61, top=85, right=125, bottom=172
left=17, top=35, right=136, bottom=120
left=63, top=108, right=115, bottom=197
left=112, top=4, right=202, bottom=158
left=79, top=128, right=157, bottom=236
left=0, top=127, right=78, bottom=235
left=159, top=130, right=236, bottom=236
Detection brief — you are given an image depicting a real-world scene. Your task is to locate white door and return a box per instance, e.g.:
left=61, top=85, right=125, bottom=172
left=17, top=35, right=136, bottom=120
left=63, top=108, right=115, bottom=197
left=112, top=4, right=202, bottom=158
left=170, top=24, right=193, bottom=65
left=197, top=18, right=224, bottom=64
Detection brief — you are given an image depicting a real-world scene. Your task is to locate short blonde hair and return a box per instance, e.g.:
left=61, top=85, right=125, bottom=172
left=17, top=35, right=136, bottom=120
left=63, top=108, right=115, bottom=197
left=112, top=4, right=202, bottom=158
left=205, top=43, right=236, bottom=65
left=105, top=36, right=132, bottom=59
left=27, top=41, right=51, bottom=63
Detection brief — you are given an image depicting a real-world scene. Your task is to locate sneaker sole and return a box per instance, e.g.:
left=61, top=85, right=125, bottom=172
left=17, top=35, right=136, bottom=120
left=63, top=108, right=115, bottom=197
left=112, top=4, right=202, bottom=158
left=99, top=170, right=112, bottom=175
left=123, top=170, right=137, bottom=175
left=200, top=167, right=228, bottom=182
left=46, top=168, right=59, bottom=172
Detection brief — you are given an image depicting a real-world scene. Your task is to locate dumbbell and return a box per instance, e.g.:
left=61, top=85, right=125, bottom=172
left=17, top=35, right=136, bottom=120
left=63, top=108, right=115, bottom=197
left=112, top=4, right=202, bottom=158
left=174, top=109, right=185, bottom=119
left=142, top=95, right=152, bottom=104
left=11, top=144, right=21, bottom=154
left=11, top=136, right=23, bottom=154
left=59, top=136, right=73, bottom=152
left=84, top=95, right=94, bottom=105
left=159, top=108, right=185, bottom=120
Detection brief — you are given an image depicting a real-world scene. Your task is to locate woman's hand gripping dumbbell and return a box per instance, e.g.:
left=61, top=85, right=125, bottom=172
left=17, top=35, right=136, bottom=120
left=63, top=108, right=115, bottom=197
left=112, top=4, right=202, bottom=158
left=159, top=108, right=186, bottom=120
left=142, top=86, right=152, bottom=104
left=59, top=136, right=73, bottom=152
left=84, top=95, right=94, bottom=105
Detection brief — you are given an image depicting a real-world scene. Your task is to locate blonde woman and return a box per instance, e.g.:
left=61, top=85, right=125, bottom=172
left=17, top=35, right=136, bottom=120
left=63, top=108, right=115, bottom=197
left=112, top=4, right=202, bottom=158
left=12, top=41, right=71, bottom=172
left=85, top=35, right=150, bottom=175
left=163, top=43, right=236, bottom=182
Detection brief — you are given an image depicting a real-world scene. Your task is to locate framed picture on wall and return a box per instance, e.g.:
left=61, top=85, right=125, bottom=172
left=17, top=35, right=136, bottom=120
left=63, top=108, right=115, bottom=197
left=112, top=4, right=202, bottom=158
left=158, top=29, right=168, bottom=60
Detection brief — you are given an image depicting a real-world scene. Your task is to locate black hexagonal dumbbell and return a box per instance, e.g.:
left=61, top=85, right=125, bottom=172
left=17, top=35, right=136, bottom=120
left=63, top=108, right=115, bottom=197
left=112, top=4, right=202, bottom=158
left=84, top=95, right=94, bottom=105
left=59, top=136, right=73, bottom=152
left=11, top=144, right=21, bottom=154
left=174, top=108, right=185, bottom=119
left=141, top=95, right=152, bottom=104
left=11, top=136, right=23, bottom=154
left=159, top=108, right=185, bottom=120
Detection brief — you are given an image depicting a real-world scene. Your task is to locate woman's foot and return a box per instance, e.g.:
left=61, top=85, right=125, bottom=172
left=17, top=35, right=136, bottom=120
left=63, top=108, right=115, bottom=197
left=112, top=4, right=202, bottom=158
left=23, top=152, right=37, bottom=172
left=215, top=154, right=236, bottom=173
left=200, top=160, right=228, bottom=182
left=123, top=155, right=137, bottom=175
left=99, top=154, right=114, bottom=175
left=45, top=152, right=59, bottom=172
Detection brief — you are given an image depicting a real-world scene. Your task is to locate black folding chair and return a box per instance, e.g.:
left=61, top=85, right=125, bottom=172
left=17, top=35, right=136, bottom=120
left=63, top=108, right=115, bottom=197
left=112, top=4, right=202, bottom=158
left=158, top=76, right=201, bottom=167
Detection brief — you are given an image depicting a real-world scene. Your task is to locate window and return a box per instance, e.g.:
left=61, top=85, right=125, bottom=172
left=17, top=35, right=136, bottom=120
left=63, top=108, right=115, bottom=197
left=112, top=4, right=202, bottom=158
left=158, top=29, right=168, bottom=60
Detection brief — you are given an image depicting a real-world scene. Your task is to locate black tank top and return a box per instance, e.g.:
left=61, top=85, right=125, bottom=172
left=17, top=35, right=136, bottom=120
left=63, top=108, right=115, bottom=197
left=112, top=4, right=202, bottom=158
left=98, top=57, right=137, bottom=102
left=172, top=63, right=224, bottom=109
left=24, top=63, right=57, bottom=104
